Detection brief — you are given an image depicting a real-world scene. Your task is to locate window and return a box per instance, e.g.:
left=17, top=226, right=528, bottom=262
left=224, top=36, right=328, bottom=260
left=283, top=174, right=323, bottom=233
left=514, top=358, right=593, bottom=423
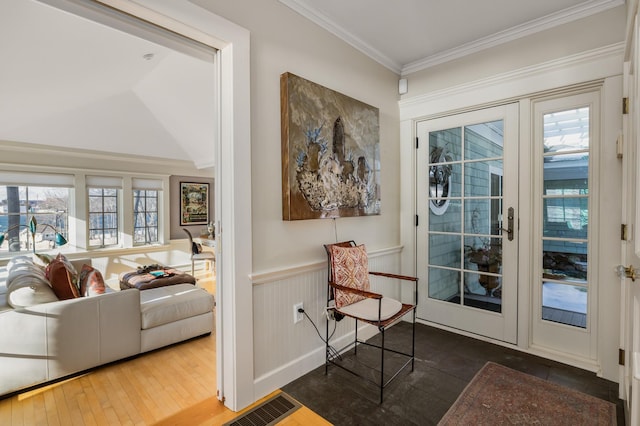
left=133, top=190, right=158, bottom=245
left=0, top=185, right=69, bottom=253
left=0, top=171, right=168, bottom=257
left=88, top=188, right=119, bottom=247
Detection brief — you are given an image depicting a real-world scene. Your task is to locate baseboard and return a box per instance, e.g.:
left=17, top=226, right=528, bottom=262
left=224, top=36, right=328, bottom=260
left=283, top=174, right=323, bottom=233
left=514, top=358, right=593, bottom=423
left=253, top=324, right=378, bottom=400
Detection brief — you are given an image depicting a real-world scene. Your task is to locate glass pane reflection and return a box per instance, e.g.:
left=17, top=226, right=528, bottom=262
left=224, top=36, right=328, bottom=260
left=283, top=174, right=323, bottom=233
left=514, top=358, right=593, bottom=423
left=465, top=160, right=502, bottom=197
left=429, top=234, right=461, bottom=269
left=428, top=267, right=460, bottom=303
left=543, top=107, right=589, bottom=152
left=542, top=240, right=587, bottom=282
left=465, top=120, right=503, bottom=160
left=429, top=199, right=461, bottom=233
left=429, top=127, right=461, bottom=162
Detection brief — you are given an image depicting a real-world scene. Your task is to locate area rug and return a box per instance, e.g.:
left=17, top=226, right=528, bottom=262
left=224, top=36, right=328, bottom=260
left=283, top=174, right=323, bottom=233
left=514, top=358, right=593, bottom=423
left=439, top=362, right=616, bottom=425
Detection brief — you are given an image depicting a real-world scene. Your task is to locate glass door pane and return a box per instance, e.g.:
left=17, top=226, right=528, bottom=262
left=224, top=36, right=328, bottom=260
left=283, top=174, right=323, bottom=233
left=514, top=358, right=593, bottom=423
left=541, top=107, right=589, bottom=328
left=427, top=120, right=505, bottom=313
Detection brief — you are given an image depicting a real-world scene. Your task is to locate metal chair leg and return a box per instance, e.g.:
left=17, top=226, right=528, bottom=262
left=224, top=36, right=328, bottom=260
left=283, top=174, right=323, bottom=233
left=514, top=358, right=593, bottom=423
left=354, top=319, right=358, bottom=355
left=380, top=328, right=385, bottom=404
left=325, top=306, right=330, bottom=375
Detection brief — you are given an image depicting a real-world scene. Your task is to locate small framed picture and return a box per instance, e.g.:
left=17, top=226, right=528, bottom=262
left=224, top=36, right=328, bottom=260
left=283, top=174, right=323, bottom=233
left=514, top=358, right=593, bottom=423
left=180, top=182, right=209, bottom=225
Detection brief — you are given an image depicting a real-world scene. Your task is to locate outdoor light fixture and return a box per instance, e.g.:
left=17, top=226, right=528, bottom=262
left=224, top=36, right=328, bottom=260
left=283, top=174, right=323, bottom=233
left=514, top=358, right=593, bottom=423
left=0, top=216, right=67, bottom=253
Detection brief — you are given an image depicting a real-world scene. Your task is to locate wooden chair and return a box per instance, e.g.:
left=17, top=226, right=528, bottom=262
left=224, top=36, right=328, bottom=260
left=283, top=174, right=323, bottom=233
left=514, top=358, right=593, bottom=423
left=324, top=241, right=417, bottom=403
left=183, top=228, right=215, bottom=276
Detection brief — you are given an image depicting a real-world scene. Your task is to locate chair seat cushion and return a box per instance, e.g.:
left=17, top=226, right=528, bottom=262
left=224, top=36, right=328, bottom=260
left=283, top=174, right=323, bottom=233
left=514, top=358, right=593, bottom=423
left=192, top=252, right=215, bottom=260
left=337, top=296, right=402, bottom=322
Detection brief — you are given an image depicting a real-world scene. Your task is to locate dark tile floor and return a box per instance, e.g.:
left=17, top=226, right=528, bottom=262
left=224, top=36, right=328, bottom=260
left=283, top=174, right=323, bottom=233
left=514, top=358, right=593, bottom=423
left=282, top=322, right=624, bottom=425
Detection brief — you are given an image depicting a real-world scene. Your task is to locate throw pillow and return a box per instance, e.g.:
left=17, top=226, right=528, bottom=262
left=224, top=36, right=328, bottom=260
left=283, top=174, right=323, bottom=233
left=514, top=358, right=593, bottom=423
left=78, top=264, right=107, bottom=297
left=47, top=257, right=80, bottom=300
left=329, top=244, right=370, bottom=309
left=45, top=253, right=78, bottom=282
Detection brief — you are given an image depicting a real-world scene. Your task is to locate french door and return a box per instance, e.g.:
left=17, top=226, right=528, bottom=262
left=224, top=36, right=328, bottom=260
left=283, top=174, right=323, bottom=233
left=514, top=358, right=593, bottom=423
left=416, top=104, right=519, bottom=344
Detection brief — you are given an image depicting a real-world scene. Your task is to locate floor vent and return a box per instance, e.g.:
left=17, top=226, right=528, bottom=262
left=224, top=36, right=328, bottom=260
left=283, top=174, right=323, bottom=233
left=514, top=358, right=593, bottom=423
left=223, top=392, right=301, bottom=426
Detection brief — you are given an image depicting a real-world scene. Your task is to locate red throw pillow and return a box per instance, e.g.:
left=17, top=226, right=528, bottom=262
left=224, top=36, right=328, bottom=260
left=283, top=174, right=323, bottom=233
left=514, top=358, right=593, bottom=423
left=330, top=244, right=370, bottom=308
left=47, top=259, right=80, bottom=300
left=79, top=264, right=106, bottom=297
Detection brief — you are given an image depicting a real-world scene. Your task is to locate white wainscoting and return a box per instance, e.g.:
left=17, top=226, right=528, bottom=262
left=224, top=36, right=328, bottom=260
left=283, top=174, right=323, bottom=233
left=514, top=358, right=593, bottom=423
left=251, top=245, right=404, bottom=399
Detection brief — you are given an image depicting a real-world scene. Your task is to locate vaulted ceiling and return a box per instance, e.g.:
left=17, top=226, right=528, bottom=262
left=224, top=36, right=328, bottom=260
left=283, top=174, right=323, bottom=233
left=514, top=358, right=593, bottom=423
left=0, top=0, right=216, bottom=169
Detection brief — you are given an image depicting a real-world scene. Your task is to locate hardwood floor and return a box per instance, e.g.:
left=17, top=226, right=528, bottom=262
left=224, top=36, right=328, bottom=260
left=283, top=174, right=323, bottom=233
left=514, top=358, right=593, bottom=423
left=0, top=273, right=329, bottom=425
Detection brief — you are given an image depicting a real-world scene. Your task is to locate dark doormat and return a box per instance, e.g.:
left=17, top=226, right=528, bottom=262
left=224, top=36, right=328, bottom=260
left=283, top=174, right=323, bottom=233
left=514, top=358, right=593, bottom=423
left=223, top=392, right=301, bottom=426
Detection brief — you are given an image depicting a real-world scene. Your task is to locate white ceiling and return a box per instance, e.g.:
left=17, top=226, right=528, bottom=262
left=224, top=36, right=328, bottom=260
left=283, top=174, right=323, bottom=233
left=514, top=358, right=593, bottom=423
left=280, top=0, right=625, bottom=74
left=0, top=0, right=216, bottom=169
left=0, top=0, right=623, bottom=168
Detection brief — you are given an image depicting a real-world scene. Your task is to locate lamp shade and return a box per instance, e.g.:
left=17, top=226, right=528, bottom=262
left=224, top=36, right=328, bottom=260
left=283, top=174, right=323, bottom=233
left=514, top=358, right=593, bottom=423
left=55, top=233, right=68, bottom=247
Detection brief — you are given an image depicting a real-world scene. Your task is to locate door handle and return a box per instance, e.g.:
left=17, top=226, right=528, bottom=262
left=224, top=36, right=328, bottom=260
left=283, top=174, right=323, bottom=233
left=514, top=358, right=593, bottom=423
left=501, top=207, right=514, bottom=241
left=616, top=265, right=638, bottom=282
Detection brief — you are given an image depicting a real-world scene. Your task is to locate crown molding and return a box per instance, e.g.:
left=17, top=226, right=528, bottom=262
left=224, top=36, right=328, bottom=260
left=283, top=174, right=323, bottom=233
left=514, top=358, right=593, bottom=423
left=402, top=0, right=624, bottom=75
left=279, top=0, right=623, bottom=76
left=0, top=139, right=209, bottom=175
left=399, top=42, right=624, bottom=120
left=278, top=0, right=402, bottom=74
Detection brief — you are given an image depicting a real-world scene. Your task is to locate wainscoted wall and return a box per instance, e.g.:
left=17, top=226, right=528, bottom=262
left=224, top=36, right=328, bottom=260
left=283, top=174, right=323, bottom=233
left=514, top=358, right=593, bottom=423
left=251, top=245, right=405, bottom=398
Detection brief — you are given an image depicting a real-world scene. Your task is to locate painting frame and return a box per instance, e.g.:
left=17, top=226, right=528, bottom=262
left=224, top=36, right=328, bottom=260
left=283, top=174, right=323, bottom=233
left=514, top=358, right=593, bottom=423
left=280, top=72, right=381, bottom=220
left=180, top=182, right=209, bottom=225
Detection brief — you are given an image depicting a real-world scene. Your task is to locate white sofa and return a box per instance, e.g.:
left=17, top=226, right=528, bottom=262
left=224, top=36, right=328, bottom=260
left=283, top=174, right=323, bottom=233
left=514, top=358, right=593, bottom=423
left=0, top=257, right=214, bottom=397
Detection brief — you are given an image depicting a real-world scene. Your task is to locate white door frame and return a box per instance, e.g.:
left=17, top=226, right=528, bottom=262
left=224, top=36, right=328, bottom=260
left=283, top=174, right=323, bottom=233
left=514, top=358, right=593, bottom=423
left=400, top=43, right=623, bottom=381
left=621, top=2, right=640, bottom=421
left=38, top=0, right=254, bottom=411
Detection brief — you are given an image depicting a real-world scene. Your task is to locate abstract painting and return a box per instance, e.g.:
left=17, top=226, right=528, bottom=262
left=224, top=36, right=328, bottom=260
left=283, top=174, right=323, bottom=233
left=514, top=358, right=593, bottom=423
left=280, top=72, right=380, bottom=220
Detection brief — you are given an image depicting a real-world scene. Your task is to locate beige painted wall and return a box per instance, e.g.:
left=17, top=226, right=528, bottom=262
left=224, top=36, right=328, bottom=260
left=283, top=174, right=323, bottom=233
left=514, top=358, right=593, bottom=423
left=193, top=0, right=401, bottom=273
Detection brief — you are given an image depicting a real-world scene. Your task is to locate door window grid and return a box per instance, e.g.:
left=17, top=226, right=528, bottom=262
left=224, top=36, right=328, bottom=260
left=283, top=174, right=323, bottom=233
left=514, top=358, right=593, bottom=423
left=427, top=121, right=504, bottom=312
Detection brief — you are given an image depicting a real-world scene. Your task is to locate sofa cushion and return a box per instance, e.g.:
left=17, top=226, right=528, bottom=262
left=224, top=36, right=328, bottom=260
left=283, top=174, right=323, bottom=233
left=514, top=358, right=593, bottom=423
left=46, top=258, right=80, bottom=300
left=78, top=264, right=106, bottom=297
left=139, top=284, right=214, bottom=329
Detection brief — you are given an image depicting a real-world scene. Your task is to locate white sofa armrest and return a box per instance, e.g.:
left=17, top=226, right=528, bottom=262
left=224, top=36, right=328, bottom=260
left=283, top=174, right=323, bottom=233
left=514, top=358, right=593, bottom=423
left=0, top=307, right=48, bottom=395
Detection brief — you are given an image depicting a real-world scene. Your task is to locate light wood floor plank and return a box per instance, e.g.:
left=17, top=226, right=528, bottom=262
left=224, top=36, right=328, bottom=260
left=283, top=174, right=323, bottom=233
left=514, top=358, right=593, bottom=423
left=32, top=393, right=47, bottom=426
left=43, top=388, right=62, bottom=426
left=0, top=395, right=11, bottom=425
